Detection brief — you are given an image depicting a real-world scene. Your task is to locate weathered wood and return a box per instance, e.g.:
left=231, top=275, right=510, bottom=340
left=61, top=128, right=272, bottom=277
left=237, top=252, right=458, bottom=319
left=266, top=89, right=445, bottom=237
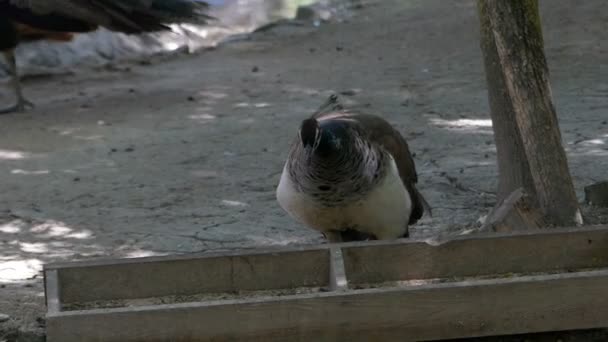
left=477, top=0, right=581, bottom=226
left=342, top=226, right=608, bottom=285
left=47, top=247, right=330, bottom=304
left=329, top=247, right=348, bottom=291
left=44, top=269, right=61, bottom=313
left=46, top=270, right=608, bottom=342
left=480, top=188, right=545, bottom=232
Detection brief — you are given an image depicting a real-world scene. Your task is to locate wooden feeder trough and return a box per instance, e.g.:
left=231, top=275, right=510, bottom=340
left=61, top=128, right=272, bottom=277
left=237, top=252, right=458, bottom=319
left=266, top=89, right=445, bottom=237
left=44, top=225, right=608, bottom=341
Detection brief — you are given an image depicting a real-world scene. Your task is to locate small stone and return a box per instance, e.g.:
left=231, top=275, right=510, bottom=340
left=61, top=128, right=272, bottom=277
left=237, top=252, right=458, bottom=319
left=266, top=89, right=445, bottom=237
left=251, top=66, right=259, bottom=73
left=124, top=147, right=135, bottom=152
left=339, top=89, right=358, bottom=96
left=0, top=313, right=10, bottom=322
left=295, top=6, right=316, bottom=21
left=36, top=316, right=46, bottom=328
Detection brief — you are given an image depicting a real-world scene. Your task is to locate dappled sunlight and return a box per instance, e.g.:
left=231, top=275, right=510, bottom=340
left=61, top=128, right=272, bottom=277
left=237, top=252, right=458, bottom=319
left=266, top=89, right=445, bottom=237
left=281, top=84, right=324, bottom=96
left=428, top=117, right=494, bottom=135
left=29, top=220, right=94, bottom=240
left=11, top=169, right=50, bottom=175
left=0, top=221, right=22, bottom=234
left=0, top=217, right=161, bottom=284
left=56, top=127, right=80, bottom=136
left=198, top=90, right=229, bottom=100
left=74, top=135, right=105, bottom=141
left=221, top=199, right=249, bottom=207
left=246, top=235, right=315, bottom=246
left=0, top=149, right=30, bottom=160
left=442, top=118, right=492, bottom=127
left=123, top=249, right=168, bottom=259
left=566, top=133, right=608, bottom=157
left=0, top=259, right=42, bottom=282
left=19, top=242, right=49, bottom=254
left=233, top=102, right=272, bottom=108
left=577, top=139, right=605, bottom=146
left=188, top=113, right=217, bottom=124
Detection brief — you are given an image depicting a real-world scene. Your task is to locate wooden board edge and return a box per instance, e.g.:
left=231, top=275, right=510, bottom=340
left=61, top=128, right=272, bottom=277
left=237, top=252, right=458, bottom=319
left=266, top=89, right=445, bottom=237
left=44, top=269, right=61, bottom=313
left=43, top=244, right=331, bottom=270
left=329, top=247, right=348, bottom=291
left=45, top=269, right=608, bottom=342
left=43, top=225, right=608, bottom=272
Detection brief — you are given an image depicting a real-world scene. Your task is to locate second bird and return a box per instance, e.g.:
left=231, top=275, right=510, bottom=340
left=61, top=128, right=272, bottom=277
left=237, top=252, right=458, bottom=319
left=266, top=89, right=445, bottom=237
left=0, top=0, right=213, bottom=114
left=277, top=94, right=431, bottom=243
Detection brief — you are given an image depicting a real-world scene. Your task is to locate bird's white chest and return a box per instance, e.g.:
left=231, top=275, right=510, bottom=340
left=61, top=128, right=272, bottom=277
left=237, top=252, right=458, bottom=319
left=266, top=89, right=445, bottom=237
left=276, top=156, right=412, bottom=239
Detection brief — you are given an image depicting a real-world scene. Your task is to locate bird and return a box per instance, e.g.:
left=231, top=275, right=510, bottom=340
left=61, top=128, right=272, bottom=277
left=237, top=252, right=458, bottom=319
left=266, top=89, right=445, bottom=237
left=276, top=94, right=431, bottom=243
left=0, top=0, right=213, bottom=114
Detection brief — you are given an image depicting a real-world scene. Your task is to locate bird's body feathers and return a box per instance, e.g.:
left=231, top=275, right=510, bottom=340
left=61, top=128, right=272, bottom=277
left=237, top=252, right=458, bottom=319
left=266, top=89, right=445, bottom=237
left=277, top=152, right=413, bottom=240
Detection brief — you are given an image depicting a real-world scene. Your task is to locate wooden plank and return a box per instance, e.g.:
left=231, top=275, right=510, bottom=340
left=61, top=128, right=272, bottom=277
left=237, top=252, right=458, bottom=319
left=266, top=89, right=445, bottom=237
left=44, top=244, right=329, bottom=270
left=54, top=248, right=330, bottom=304
left=329, top=247, right=348, bottom=291
left=44, top=269, right=61, bottom=313
left=46, top=270, right=608, bottom=342
left=341, top=225, right=608, bottom=285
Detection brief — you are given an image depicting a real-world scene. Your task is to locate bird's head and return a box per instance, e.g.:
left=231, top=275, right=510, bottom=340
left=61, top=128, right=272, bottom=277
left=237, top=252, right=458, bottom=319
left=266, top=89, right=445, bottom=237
left=299, top=118, right=354, bottom=159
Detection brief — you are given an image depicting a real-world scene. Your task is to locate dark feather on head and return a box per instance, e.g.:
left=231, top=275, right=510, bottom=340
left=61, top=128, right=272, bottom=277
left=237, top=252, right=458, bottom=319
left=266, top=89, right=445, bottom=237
left=300, top=118, right=319, bottom=149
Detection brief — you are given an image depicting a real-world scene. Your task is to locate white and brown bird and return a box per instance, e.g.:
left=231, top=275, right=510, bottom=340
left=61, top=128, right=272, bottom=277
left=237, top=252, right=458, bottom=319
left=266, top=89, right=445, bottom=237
left=276, top=94, right=430, bottom=243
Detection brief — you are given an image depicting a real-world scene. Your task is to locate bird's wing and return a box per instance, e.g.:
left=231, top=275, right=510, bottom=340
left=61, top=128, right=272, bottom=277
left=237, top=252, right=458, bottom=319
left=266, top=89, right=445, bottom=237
left=353, top=113, right=430, bottom=223
left=6, top=0, right=212, bottom=33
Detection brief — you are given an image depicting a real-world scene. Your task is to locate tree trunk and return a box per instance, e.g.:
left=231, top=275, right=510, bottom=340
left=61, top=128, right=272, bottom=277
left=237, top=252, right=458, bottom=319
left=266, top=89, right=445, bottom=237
left=477, top=0, right=582, bottom=227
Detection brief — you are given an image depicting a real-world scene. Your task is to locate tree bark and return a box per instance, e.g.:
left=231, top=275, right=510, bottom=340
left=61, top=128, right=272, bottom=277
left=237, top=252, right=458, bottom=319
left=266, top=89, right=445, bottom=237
left=477, top=0, right=582, bottom=227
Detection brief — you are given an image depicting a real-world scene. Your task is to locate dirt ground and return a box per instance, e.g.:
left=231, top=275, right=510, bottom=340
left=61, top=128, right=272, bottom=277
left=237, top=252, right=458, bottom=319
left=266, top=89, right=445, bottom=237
left=1, top=0, right=607, bottom=340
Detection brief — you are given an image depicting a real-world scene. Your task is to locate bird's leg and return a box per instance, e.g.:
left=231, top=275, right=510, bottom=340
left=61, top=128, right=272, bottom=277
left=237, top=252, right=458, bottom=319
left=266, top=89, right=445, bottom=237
left=0, top=49, right=34, bottom=114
